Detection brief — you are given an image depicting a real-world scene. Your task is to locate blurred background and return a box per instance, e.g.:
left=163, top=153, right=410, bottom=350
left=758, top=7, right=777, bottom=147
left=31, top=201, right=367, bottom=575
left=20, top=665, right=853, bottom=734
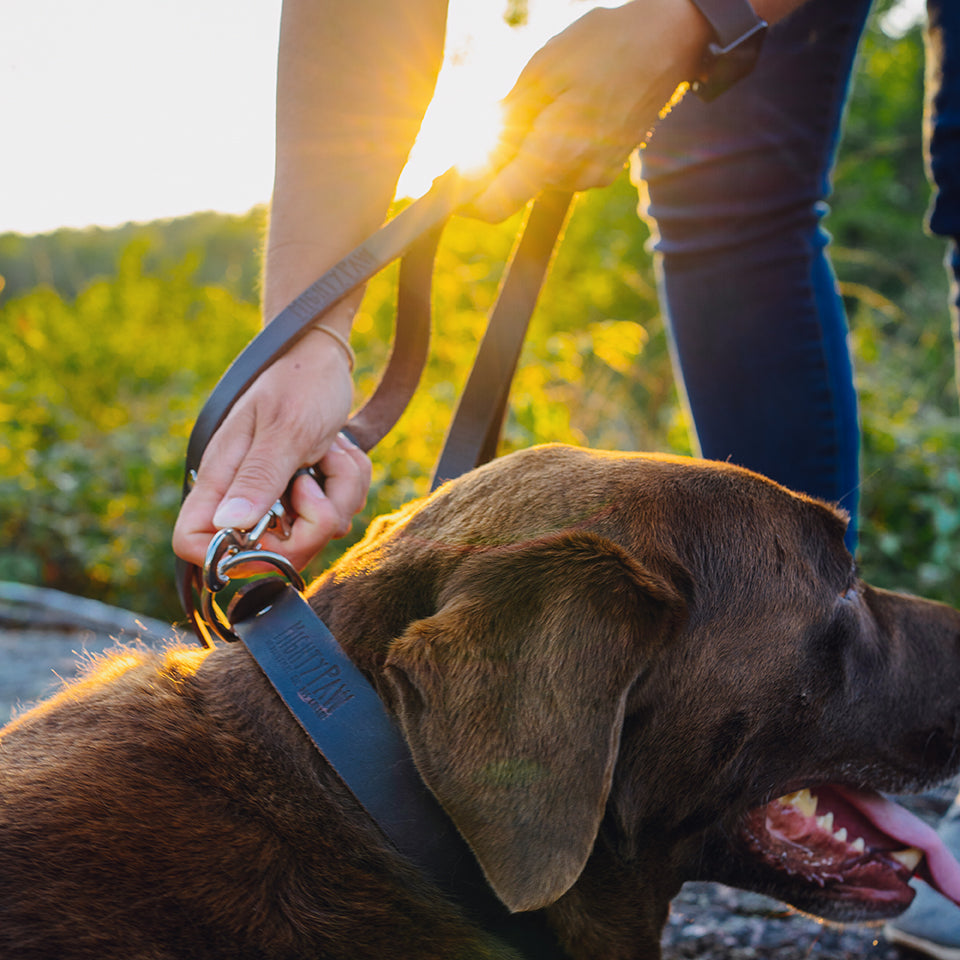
left=2, top=0, right=956, bottom=626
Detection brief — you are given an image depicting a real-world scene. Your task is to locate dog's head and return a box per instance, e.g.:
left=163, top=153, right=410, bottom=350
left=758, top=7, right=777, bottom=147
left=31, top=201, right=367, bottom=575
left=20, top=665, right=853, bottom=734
left=315, top=444, right=960, bottom=930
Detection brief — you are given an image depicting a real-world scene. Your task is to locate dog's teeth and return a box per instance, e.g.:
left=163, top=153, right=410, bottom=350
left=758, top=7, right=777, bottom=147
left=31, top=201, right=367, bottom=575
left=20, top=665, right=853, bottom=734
left=891, top=847, right=923, bottom=872
left=780, top=788, right=818, bottom=817
left=851, top=837, right=866, bottom=853
left=816, top=812, right=835, bottom=833
left=834, top=827, right=848, bottom=843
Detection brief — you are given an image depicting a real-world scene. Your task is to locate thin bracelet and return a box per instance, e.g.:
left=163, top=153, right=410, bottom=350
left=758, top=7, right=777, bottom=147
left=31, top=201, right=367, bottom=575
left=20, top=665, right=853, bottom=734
left=311, top=323, right=356, bottom=373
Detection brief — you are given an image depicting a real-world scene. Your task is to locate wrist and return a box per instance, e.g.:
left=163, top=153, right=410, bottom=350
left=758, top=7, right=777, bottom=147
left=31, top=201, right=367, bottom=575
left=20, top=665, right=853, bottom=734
left=262, top=241, right=364, bottom=332
left=268, top=325, right=357, bottom=394
left=308, top=322, right=356, bottom=372
left=614, top=0, right=713, bottom=99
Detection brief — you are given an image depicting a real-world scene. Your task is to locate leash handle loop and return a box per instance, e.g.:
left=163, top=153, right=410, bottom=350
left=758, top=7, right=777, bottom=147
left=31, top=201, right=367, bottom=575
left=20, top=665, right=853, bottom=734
left=178, top=173, right=572, bottom=644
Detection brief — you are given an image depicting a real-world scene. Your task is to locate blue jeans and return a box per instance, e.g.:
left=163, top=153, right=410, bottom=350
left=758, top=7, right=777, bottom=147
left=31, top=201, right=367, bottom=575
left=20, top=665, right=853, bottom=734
left=638, top=0, right=960, bottom=553
left=927, top=0, right=960, bottom=387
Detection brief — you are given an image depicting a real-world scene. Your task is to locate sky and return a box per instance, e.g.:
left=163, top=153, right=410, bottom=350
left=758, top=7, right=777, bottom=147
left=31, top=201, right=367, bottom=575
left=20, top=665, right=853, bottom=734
left=3, top=0, right=924, bottom=237
left=2, top=0, right=595, bottom=236
left=4, top=0, right=283, bottom=235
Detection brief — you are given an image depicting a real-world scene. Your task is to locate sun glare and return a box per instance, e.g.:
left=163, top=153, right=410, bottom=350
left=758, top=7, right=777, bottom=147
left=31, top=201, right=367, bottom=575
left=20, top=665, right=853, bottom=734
left=397, top=0, right=597, bottom=200
left=400, top=90, right=505, bottom=198
left=454, top=99, right=507, bottom=179
left=397, top=0, right=615, bottom=201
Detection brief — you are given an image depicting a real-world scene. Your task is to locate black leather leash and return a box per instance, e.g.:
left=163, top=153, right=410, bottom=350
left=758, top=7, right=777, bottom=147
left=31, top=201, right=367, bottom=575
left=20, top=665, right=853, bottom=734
left=176, top=169, right=466, bottom=642
left=177, top=170, right=572, bottom=958
left=431, top=189, right=572, bottom=490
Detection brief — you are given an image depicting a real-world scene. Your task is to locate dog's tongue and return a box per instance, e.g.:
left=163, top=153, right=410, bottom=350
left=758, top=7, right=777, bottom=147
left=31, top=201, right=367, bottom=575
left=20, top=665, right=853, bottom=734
left=835, top=786, right=960, bottom=906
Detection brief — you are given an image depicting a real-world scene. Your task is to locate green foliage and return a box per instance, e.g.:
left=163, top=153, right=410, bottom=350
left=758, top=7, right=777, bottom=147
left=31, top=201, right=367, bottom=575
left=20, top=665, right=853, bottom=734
left=2, top=11, right=958, bottom=620
left=0, top=243, right=261, bottom=617
left=0, top=208, right=266, bottom=304
left=829, top=17, right=960, bottom=598
left=0, top=179, right=678, bottom=621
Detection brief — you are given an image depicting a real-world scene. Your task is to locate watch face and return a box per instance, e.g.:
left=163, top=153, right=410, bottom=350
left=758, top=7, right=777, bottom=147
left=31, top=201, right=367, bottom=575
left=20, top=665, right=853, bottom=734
left=693, top=21, right=767, bottom=101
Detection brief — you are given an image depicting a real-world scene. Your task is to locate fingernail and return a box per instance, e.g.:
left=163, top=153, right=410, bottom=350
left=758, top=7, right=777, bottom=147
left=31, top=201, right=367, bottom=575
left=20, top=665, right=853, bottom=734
left=213, top=497, right=255, bottom=529
left=336, top=431, right=357, bottom=450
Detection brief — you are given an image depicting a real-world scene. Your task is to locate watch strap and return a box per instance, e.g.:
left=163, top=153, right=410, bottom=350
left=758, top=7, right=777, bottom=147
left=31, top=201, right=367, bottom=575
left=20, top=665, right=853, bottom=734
left=687, top=0, right=764, bottom=47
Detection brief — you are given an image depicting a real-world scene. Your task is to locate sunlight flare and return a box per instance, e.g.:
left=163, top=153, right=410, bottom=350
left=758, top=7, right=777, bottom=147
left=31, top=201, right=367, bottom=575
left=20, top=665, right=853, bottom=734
left=452, top=98, right=506, bottom=179
left=399, top=85, right=506, bottom=198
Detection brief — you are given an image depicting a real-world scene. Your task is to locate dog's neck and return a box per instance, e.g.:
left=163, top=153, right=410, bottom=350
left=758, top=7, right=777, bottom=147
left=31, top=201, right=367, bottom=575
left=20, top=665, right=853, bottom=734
left=543, top=828, right=679, bottom=960
left=305, top=577, right=684, bottom=960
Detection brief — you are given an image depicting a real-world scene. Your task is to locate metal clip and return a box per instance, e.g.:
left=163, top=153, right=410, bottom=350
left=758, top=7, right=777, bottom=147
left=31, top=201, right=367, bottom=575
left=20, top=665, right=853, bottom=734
left=247, top=496, right=295, bottom=545
left=199, top=498, right=306, bottom=642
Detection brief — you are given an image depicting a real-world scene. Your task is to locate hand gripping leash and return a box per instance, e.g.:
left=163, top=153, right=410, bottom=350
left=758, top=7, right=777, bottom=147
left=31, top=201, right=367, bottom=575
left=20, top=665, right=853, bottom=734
left=177, top=172, right=571, bottom=645
left=177, top=168, right=461, bottom=644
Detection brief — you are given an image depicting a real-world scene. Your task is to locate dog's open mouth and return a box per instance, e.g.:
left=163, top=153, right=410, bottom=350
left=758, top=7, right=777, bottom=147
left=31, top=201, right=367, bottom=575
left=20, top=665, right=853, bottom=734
left=741, top=785, right=960, bottom=915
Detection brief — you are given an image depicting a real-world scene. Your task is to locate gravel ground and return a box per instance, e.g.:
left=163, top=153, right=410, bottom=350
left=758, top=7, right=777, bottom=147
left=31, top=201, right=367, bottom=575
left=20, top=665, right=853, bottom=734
left=0, top=583, right=952, bottom=959
left=664, top=882, right=919, bottom=960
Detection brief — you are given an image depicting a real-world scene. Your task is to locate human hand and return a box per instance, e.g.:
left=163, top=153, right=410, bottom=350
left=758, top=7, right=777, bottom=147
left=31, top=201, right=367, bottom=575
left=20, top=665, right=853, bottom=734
left=172, top=326, right=371, bottom=571
left=469, top=0, right=710, bottom=221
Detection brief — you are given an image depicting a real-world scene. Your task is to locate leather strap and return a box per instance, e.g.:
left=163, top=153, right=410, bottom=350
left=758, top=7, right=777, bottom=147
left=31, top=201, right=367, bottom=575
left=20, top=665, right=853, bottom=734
left=230, top=580, right=565, bottom=959
left=230, top=581, right=472, bottom=877
left=431, top=190, right=572, bottom=490
left=686, top=0, right=763, bottom=46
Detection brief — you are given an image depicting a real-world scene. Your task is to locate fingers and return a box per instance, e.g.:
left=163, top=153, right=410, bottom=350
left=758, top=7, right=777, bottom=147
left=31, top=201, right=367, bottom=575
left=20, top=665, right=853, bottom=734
left=172, top=333, right=360, bottom=570
left=173, top=400, right=261, bottom=568
left=173, top=422, right=371, bottom=574
left=469, top=101, right=626, bottom=222
left=176, top=409, right=309, bottom=567
left=462, top=3, right=690, bottom=222
left=272, top=434, right=372, bottom=570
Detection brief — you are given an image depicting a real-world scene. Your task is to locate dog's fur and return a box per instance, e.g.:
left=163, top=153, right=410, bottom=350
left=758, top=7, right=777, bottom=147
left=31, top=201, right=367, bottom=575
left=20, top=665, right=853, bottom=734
left=3, top=445, right=960, bottom=959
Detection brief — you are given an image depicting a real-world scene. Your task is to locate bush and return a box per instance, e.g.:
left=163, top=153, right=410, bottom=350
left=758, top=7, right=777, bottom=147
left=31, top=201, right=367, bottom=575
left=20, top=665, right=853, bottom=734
left=0, top=242, right=261, bottom=618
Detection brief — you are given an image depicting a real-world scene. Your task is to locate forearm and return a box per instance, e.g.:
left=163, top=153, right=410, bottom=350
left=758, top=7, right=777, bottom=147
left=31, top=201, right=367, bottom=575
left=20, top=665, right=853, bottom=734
left=264, top=0, right=448, bottom=324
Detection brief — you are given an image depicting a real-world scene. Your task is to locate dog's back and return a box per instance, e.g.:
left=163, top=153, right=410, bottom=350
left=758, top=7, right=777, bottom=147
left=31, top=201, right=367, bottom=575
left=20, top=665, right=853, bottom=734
left=0, top=645, right=513, bottom=959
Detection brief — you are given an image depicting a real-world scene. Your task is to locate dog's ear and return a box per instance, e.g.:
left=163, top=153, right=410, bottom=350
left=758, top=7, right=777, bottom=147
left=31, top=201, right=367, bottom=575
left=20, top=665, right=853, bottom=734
left=383, top=530, right=683, bottom=913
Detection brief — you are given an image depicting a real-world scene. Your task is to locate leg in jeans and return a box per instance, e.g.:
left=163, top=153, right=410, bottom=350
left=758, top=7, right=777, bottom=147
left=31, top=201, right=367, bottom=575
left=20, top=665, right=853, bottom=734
left=636, top=0, right=871, bottom=552
left=925, top=0, right=960, bottom=399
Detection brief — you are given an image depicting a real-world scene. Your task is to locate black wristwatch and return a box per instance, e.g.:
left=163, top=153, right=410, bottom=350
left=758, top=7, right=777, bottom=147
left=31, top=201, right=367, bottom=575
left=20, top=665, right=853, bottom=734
left=687, top=0, right=768, bottom=101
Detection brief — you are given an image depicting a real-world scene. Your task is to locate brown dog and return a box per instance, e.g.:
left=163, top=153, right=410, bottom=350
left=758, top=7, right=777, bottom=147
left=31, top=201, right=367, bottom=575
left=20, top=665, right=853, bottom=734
left=3, top=444, right=960, bottom=960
